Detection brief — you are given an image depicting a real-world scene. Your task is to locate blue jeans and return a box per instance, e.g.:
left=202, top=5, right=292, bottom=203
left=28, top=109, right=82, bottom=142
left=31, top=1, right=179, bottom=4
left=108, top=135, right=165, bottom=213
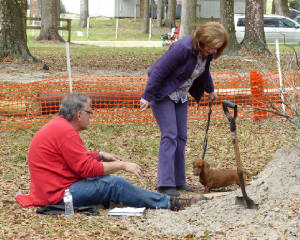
left=68, top=176, right=170, bottom=209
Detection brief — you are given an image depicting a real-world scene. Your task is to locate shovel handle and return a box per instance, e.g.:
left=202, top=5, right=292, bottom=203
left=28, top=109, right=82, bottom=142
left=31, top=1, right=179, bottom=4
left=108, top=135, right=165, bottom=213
left=222, top=100, right=238, bottom=132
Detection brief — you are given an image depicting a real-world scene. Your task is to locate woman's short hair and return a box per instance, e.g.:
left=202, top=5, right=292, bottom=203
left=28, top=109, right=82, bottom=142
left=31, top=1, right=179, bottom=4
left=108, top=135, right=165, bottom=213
left=58, top=93, right=90, bottom=121
left=192, top=22, right=229, bottom=59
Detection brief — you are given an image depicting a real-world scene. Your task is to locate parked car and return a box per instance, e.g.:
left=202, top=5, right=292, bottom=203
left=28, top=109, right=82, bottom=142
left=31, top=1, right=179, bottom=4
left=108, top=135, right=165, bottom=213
left=234, top=14, right=300, bottom=45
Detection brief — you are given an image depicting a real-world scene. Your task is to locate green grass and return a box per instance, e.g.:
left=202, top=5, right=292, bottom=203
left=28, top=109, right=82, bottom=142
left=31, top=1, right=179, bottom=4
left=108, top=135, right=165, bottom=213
left=27, top=41, right=166, bottom=56
left=26, top=15, right=299, bottom=56
left=11, top=154, right=27, bottom=163
left=26, top=16, right=211, bottom=42
left=26, top=37, right=299, bottom=60
left=27, top=17, right=169, bottom=42
left=268, top=44, right=300, bottom=52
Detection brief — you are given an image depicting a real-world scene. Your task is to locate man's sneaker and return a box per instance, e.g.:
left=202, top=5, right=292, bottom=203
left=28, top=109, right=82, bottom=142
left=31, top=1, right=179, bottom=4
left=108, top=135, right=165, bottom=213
left=176, top=185, right=193, bottom=192
left=158, top=187, right=180, bottom=197
left=170, top=197, right=199, bottom=211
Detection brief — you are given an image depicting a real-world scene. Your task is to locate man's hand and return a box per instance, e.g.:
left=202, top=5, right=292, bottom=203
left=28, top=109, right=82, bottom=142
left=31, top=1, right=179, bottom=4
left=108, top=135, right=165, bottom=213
left=123, top=162, right=144, bottom=178
left=102, top=158, right=144, bottom=178
left=140, top=98, right=149, bottom=111
left=209, top=92, right=218, bottom=103
left=102, top=152, right=124, bottom=162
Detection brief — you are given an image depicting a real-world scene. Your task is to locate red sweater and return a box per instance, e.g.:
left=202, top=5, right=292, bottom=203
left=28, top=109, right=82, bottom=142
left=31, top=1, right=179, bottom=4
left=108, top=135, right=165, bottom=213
left=16, top=117, right=104, bottom=207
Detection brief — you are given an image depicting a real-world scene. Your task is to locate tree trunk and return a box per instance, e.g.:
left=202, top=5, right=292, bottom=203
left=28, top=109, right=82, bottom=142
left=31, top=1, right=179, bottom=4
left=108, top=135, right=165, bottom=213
left=143, top=0, right=150, bottom=33
left=242, top=0, right=271, bottom=55
left=263, top=0, right=267, bottom=13
left=163, top=0, right=167, bottom=23
left=271, top=0, right=275, bottom=14
left=180, top=0, right=196, bottom=39
left=37, top=0, right=64, bottom=42
left=157, top=0, right=163, bottom=27
left=165, top=0, right=176, bottom=28
left=220, top=0, right=240, bottom=56
left=78, top=0, right=89, bottom=28
left=274, top=0, right=290, bottom=17
left=0, top=0, right=37, bottom=62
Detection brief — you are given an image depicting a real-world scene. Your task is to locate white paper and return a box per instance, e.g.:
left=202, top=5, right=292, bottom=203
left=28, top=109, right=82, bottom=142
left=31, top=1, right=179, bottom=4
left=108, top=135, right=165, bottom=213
left=108, top=207, right=146, bottom=216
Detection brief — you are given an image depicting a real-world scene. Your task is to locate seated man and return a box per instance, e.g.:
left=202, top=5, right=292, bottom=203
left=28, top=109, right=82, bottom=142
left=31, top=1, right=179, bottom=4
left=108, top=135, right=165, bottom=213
left=16, top=93, right=199, bottom=211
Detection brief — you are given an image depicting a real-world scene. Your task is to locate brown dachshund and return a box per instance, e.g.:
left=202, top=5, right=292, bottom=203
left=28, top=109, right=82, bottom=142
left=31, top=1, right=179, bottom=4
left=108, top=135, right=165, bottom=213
left=193, top=159, right=243, bottom=193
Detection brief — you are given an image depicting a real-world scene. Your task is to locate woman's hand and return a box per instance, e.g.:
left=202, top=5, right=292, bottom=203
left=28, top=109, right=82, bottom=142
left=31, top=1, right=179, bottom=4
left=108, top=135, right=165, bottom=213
left=209, top=92, right=218, bottom=103
left=140, top=98, right=149, bottom=111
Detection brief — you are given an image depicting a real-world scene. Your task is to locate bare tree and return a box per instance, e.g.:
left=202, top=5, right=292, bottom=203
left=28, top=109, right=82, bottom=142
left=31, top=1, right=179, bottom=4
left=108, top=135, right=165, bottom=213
left=157, top=0, right=163, bottom=27
left=143, top=0, right=150, bottom=33
left=242, top=0, right=271, bottom=55
left=180, top=0, right=196, bottom=39
left=165, top=0, right=176, bottom=28
left=220, top=0, right=241, bottom=56
left=0, top=0, right=37, bottom=61
left=37, top=0, right=64, bottom=42
left=273, top=0, right=290, bottom=17
left=79, top=0, right=89, bottom=28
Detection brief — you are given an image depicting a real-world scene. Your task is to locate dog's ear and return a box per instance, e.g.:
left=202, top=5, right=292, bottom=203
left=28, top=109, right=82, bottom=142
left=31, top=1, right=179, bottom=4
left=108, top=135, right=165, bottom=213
left=198, top=160, right=204, bottom=167
left=193, top=160, right=200, bottom=168
left=203, top=161, right=210, bottom=170
left=193, top=160, right=201, bottom=176
left=192, top=161, right=197, bottom=169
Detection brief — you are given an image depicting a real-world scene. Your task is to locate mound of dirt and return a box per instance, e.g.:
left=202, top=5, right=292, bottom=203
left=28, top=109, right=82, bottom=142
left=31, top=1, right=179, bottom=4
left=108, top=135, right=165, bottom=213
left=123, top=147, right=300, bottom=239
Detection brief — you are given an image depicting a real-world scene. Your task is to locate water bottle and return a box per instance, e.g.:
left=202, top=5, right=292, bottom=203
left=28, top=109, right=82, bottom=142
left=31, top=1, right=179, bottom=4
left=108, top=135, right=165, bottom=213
left=63, top=188, right=74, bottom=216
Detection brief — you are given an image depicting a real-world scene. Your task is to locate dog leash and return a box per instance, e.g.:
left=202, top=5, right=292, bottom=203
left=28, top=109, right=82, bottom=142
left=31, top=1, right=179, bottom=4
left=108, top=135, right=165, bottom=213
left=201, top=102, right=212, bottom=160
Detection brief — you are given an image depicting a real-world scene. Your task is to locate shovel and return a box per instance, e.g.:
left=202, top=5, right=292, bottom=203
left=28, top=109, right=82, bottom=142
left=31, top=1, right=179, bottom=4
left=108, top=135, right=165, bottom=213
left=222, top=100, right=259, bottom=210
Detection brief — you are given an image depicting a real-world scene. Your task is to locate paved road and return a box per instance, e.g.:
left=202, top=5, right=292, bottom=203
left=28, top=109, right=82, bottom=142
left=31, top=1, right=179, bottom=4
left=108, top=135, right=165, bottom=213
left=72, top=40, right=165, bottom=47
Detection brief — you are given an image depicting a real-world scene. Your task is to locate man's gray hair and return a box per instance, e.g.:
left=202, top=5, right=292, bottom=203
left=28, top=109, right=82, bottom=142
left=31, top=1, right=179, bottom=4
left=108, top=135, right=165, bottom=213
left=58, top=93, right=90, bottom=121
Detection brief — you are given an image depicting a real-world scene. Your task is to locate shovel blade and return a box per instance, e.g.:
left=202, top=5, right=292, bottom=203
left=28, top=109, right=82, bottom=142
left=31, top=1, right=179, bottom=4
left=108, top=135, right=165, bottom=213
left=235, top=196, right=259, bottom=210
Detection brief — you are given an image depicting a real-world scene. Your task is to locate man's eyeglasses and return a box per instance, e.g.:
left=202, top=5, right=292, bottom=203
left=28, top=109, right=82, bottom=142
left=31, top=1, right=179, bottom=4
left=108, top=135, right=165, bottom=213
left=83, top=110, right=93, bottom=116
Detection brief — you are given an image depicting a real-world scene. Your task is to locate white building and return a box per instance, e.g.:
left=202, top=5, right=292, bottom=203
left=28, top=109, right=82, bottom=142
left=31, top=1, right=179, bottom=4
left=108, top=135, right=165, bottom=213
left=61, top=0, right=246, bottom=19
left=61, top=0, right=139, bottom=18
left=199, top=0, right=245, bottom=19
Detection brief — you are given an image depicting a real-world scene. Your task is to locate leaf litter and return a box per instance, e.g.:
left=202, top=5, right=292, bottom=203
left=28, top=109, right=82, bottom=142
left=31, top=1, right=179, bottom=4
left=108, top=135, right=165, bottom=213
left=0, top=46, right=299, bottom=239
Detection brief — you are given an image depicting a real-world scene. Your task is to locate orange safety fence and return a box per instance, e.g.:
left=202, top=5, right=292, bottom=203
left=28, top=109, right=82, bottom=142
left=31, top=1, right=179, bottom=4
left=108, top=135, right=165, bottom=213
left=0, top=71, right=299, bottom=130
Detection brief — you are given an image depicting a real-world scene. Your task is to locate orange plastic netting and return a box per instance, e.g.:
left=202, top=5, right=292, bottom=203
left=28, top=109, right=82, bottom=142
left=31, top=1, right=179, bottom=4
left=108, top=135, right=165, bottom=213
left=0, top=71, right=299, bottom=130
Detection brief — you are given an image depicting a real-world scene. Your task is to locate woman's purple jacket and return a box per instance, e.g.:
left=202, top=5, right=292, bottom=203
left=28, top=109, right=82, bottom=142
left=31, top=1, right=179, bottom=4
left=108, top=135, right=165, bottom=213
left=142, top=35, right=214, bottom=103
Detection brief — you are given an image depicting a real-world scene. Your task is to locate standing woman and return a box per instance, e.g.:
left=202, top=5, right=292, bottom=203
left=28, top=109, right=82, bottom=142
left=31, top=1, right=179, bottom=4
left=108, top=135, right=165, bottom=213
left=140, top=22, right=229, bottom=196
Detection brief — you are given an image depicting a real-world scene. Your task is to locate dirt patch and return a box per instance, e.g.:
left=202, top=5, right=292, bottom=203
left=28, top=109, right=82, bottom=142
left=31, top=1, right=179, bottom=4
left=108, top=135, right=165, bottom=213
left=0, top=47, right=299, bottom=84
left=122, top=147, right=300, bottom=239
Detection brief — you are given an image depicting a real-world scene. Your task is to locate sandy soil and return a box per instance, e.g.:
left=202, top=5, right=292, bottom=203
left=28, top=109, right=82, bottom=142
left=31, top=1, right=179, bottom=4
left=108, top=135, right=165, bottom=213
left=121, top=147, right=300, bottom=239
left=0, top=62, right=146, bottom=83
